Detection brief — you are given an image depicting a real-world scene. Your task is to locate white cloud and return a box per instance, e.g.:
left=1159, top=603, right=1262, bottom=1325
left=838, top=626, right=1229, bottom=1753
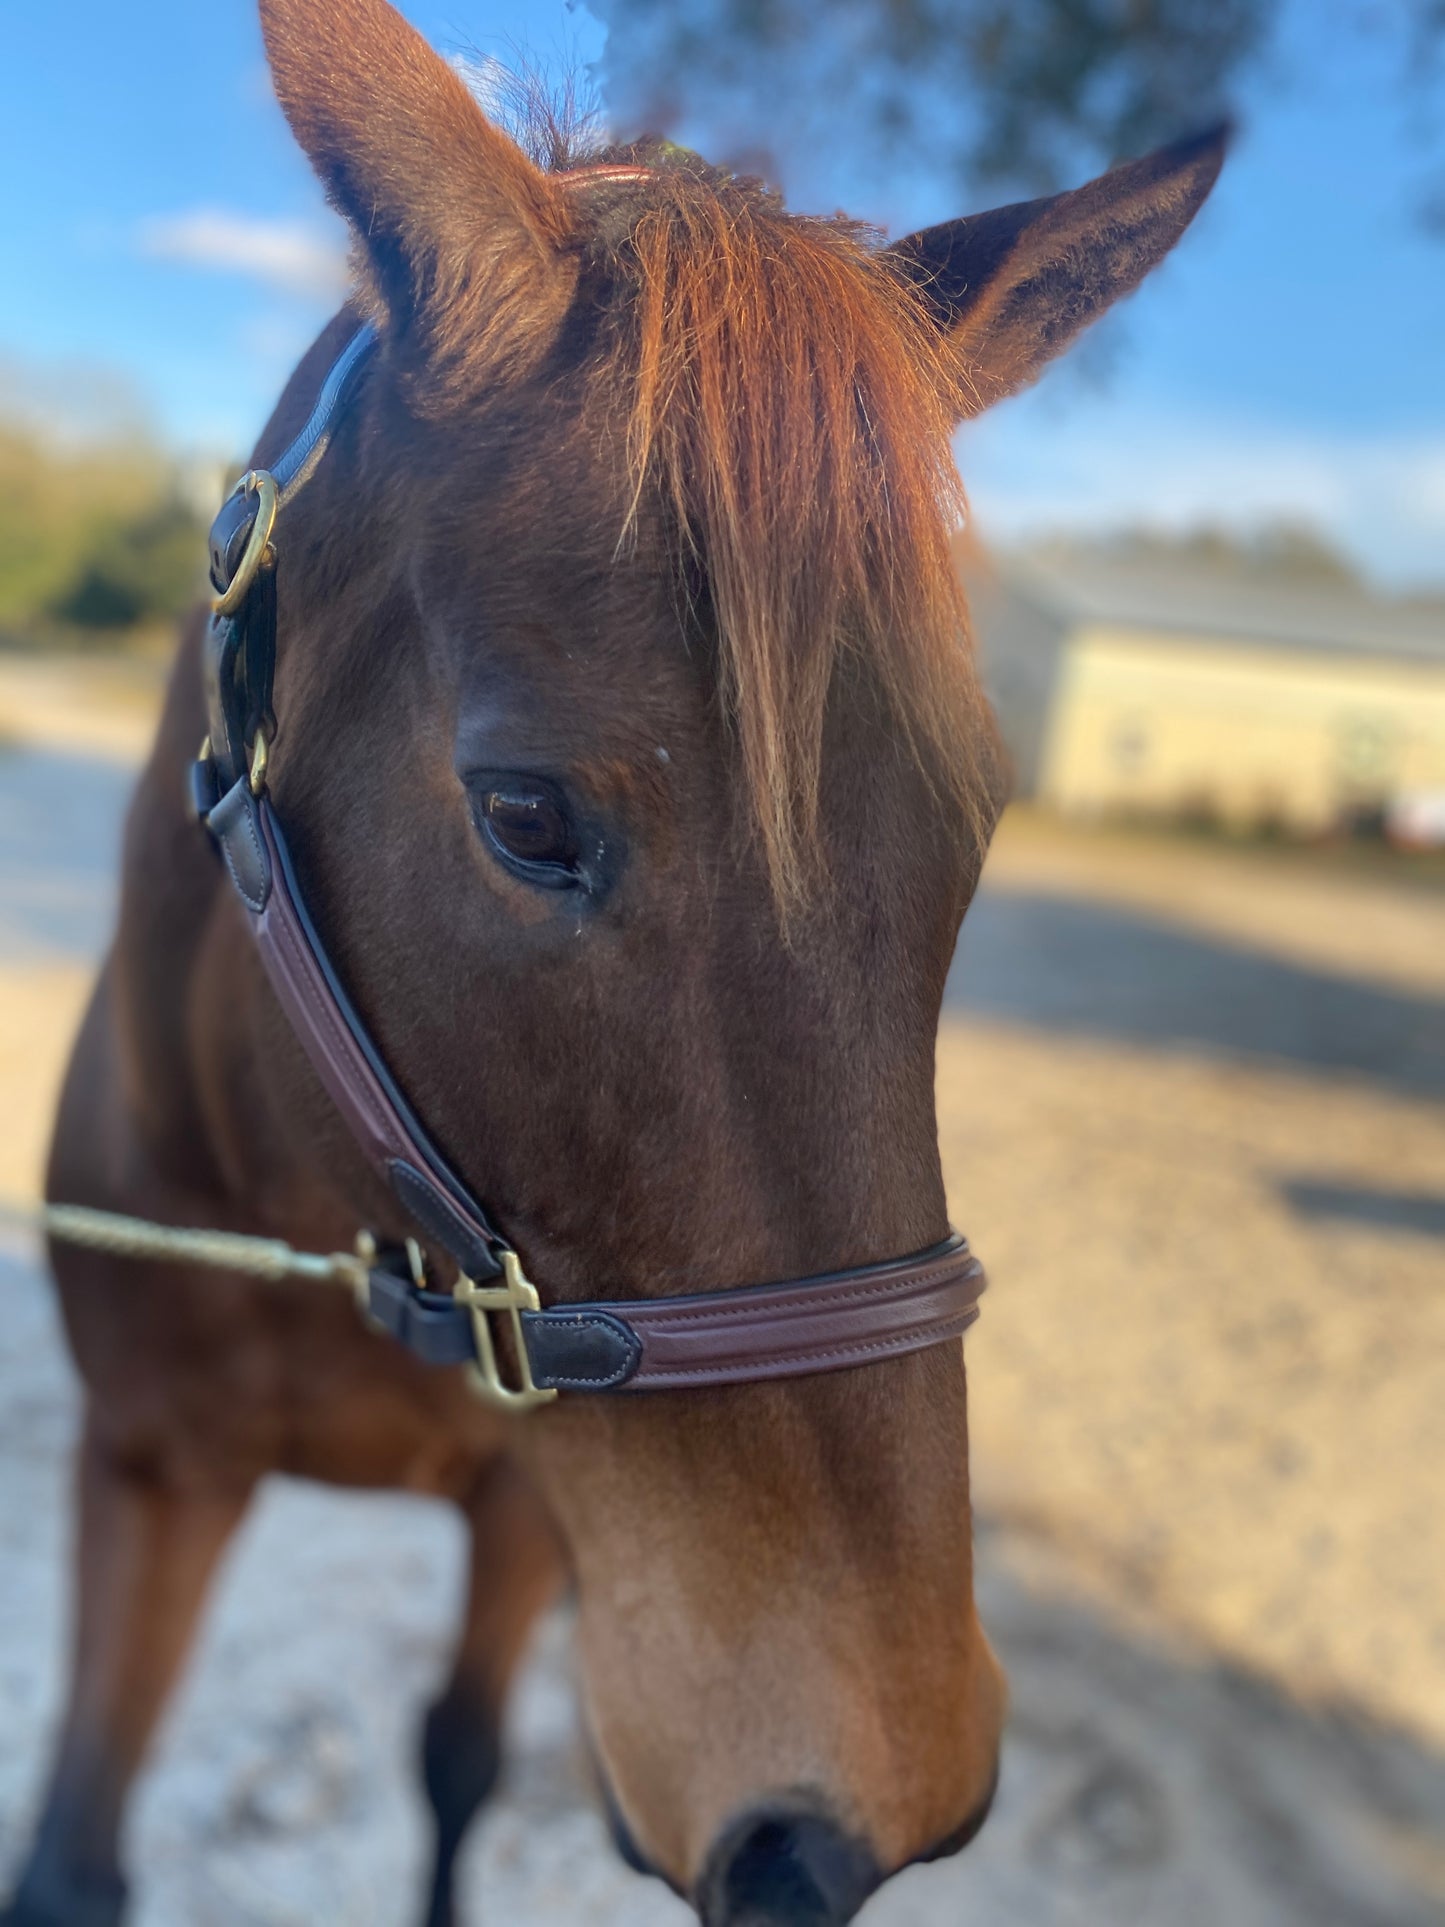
left=0, top=356, right=151, bottom=449
left=958, top=395, right=1445, bottom=592
left=138, top=210, right=349, bottom=301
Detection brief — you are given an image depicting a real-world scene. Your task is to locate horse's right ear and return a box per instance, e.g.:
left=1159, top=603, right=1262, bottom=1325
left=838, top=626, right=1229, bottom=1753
left=887, top=125, right=1228, bottom=418
left=258, top=0, right=572, bottom=354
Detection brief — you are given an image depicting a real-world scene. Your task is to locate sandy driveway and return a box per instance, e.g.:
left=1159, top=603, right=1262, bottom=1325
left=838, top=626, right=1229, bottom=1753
left=2, top=656, right=1442, bottom=1925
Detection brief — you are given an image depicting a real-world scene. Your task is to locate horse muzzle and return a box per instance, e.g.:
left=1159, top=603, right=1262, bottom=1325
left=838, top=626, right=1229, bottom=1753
left=605, top=1759, right=1002, bottom=1922
left=697, top=1806, right=882, bottom=1926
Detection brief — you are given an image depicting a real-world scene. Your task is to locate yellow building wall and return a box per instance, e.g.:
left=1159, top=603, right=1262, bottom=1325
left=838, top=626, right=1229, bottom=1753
left=1039, top=628, right=1445, bottom=829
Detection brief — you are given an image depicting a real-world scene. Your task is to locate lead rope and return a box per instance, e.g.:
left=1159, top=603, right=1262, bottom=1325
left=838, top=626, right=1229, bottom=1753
left=22, top=1202, right=542, bottom=1407
left=24, top=1202, right=372, bottom=1300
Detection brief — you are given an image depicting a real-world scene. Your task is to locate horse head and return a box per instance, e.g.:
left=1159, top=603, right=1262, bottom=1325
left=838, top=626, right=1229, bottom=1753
left=252, top=1, right=1224, bottom=1915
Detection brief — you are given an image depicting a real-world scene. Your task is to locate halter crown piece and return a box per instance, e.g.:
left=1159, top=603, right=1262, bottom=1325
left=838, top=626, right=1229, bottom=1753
left=192, top=319, right=986, bottom=1412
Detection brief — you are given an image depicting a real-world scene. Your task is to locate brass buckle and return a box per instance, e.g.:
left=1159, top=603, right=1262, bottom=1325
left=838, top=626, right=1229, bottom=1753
left=455, top=1249, right=558, bottom=1413
left=248, top=728, right=271, bottom=796
left=213, top=469, right=279, bottom=619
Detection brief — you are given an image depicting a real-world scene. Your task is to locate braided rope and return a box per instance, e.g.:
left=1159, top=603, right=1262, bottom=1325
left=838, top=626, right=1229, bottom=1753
left=32, top=1203, right=366, bottom=1292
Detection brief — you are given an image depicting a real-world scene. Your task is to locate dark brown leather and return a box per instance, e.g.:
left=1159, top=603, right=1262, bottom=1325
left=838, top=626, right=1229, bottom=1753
left=614, top=1239, right=984, bottom=1390
left=525, top=1238, right=985, bottom=1394
left=245, top=793, right=504, bottom=1278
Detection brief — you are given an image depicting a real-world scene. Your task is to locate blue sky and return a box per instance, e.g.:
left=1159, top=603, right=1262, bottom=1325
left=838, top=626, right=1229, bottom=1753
left=2, top=0, right=1442, bottom=587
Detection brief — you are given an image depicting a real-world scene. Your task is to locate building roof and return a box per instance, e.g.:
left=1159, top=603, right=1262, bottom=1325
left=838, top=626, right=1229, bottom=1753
left=988, top=546, right=1445, bottom=666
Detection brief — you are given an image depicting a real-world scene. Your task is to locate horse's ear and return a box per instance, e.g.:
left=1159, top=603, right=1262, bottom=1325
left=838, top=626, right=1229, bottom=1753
left=887, top=125, right=1228, bottom=418
left=258, top=0, right=571, bottom=342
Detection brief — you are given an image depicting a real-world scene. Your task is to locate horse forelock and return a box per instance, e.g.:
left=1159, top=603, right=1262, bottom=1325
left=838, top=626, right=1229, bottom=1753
left=381, top=118, right=1006, bottom=914
left=597, top=159, right=1004, bottom=911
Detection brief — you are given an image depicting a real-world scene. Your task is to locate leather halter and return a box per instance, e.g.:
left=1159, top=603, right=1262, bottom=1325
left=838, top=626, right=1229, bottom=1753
left=193, top=321, right=986, bottom=1410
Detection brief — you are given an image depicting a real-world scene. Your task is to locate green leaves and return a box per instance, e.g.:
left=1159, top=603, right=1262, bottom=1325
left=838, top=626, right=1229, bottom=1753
left=0, top=426, right=206, bottom=642
left=592, top=0, right=1443, bottom=203
left=594, top=0, right=1267, bottom=193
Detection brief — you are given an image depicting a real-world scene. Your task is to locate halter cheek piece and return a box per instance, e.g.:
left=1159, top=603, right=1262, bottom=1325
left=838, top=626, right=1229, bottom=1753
left=193, top=318, right=986, bottom=1412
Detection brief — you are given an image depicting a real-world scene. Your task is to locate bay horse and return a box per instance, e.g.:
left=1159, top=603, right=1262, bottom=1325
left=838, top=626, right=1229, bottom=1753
left=4, top=1, right=1223, bottom=1921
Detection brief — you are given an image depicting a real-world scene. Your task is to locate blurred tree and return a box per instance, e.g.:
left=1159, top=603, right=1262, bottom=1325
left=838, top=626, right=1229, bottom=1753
left=0, top=422, right=206, bottom=642
left=1083, top=520, right=1366, bottom=587
left=592, top=0, right=1444, bottom=200
left=47, top=498, right=206, bottom=632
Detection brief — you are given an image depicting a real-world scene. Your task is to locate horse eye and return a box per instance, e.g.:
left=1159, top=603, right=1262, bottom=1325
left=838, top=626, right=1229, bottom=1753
left=479, top=783, right=578, bottom=884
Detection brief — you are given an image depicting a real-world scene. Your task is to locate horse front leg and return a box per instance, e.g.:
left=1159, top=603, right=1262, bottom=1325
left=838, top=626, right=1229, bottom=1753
left=3, top=1419, right=252, bottom=1927
left=420, top=1455, right=567, bottom=1927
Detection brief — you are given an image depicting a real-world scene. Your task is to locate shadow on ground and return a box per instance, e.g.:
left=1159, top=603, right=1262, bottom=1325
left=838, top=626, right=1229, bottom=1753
left=1277, top=1177, right=1445, bottom=1239
left=948, top=887, right=1445, bottom=1099
left=958, top=1519, right=1445, bottom=1927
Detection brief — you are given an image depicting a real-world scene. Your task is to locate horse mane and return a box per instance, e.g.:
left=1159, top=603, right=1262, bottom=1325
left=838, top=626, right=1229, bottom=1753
left=456, top=78, right=1006, bottom=910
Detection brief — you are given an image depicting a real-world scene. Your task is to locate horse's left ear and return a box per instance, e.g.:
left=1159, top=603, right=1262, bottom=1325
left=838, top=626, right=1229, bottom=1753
left=887, top=124, right=1228, bottom=417
left=258, top=0, right=573, bottom=360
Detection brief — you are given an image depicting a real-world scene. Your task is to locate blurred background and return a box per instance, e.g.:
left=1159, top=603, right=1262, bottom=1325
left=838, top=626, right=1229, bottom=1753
left=1, top=2, right=1443, bottom=1922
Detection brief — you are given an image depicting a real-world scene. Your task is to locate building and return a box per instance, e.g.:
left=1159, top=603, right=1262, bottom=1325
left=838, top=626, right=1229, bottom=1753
left=965, top=543, right=1445, bottom=838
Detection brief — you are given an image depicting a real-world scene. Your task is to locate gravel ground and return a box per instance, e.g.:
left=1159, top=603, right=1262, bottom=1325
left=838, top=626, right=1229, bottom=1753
left=2, top=664, right=1443, bottom=1924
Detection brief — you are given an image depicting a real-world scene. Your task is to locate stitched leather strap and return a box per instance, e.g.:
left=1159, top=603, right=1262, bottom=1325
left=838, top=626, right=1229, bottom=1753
left=205, top=322, right=380, bottom=790
left=354, top=1239, right=982, bottom=1394
left=521, top=1236, right=985, bottom=1393
left=210, top=779, right=504, bottom=1279
left=208, top=322, right=380, bottom=592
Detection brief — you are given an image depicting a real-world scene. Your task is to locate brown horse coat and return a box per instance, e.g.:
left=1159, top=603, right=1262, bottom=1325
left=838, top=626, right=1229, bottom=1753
left=7, top=4, right=1224, bottom=1923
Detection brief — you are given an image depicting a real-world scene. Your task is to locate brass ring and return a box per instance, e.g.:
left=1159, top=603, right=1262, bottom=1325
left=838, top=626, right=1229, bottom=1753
left=213, top=470, right=279, bottom=618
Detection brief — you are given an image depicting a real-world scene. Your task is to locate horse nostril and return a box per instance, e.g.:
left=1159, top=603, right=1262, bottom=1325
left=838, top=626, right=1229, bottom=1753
left=700, top=1806, right=882, bottom=1926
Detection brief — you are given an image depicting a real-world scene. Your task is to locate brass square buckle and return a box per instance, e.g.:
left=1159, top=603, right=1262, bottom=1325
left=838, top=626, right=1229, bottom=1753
left=454, top=1250, right=558, bottom=1413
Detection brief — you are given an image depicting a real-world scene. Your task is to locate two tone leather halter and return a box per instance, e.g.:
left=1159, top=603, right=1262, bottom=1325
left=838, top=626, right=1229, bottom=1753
left=193, top=319, right=986, bottom=1412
